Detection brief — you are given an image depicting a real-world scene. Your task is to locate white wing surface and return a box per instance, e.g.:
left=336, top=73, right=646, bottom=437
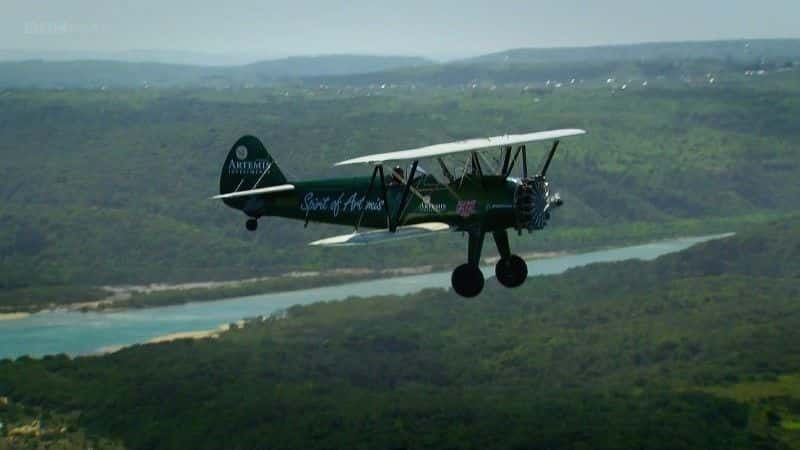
left=335, top=129, right=585, bottom=166
left=309, top=222, right=451, bottom=246
left=212, top=184, right=295, bottom=200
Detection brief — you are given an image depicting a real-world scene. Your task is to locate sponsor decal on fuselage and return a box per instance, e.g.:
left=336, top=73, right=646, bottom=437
left=456, top=200, right=477, bottom=218
left=300, top=192, right=385, bottom=217
left=228, top=159, right=271, bottom=176
left=417, top=196, right=447, bottom=213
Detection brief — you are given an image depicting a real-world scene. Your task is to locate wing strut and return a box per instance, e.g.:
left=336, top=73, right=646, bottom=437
left=392, top=160, right=418, bottom=232
left=471, top=152, right=487, bottom=189
left=500, top=146, right=512, bottom=176
left=378, top=165, right=391, bottom=230
left=437, top=157, right=455, bottom=183
left=355, top=165, right=380, bottom=231
left=540, top=140, right=560, bottom=176
left=521, top=145, right=528, bottom=178
left=506, top=146, right=522, bottom=177
left=470, top=152, right=483, bottom=177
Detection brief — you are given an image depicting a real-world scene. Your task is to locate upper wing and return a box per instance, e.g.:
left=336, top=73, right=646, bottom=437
left=211, top=184, right=294, bottom=200
left=335, top=129, right=585, bottom=166
left=309, top=222, right=451, bottom=246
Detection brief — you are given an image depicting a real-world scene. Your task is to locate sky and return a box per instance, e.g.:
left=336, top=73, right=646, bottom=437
left=3, top=0, right=799, bottom=61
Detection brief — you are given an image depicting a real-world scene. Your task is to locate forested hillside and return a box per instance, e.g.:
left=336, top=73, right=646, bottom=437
left=1, top=217, right=798, bottom=449
left=1, top=63, right=798, bottom=293
left=1, top=39, right=797, bottom=89
left=467, top=39, right=800, bottom=64
left=0, top=55, right=433, bottom=89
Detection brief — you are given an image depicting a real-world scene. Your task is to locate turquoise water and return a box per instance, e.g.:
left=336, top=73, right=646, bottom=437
left=0, top=234, right=730, bottom=359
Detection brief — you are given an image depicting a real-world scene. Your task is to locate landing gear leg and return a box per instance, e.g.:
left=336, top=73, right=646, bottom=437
left=493, top=229, right=527, bottom=288
left=451, top=230, right=485, bottom=297
left=245, top=218, right=258, bottom=231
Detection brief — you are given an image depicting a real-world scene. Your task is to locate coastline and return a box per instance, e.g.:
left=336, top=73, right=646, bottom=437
left=97, top=322, right=241, bottom=355
left=0, top=251, right=565, bottom=319
left=0, top=312, right=31, bottom=321
left=146, top=323, right=234, bottom=344
left=2, top=231, right=735, bottom=320
left=0, top=211, right=765, bottom=320
left=1, top=232, right=739, bottom=359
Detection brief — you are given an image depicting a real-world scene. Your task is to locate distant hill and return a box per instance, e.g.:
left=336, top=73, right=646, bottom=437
left=1, top=39, right=798, bottom=88
left=464, top=39, right=800, bottom=65
left=308, top=38, right=800, bottom=87
left=0, top=54, right=433, bottom=88
left=0, top=49, right=262, bottom=66
left=242, top=54, right=431, bottom=78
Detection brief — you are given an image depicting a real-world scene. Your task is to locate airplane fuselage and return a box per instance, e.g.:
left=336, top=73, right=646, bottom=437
left=237, top=174, right=520, bottom=233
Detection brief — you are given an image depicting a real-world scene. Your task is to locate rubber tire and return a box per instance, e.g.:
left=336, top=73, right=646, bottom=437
left=246, top=218, right=258, bottom=231
left=495, top=254, right=528, bottom=288
left=451, top=264, right=485, bottom=298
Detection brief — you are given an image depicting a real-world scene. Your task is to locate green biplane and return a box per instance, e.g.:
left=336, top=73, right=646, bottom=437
left=215, top=129, right=586, bottom=297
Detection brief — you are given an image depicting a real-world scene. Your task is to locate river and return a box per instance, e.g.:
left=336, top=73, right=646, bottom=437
left=0, top=234, right=730, bottom=359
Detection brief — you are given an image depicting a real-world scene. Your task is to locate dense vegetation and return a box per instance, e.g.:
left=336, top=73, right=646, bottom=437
left=0, top=38, right=798, bottom=313
left=1, top=39, right=798, bottom=449
left=1, top=64, right=799, bottom=296
left=1, top=217, right=798, bottom=449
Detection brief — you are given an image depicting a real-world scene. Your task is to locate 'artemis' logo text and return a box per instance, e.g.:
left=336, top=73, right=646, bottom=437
left=228, top=159, right=271, bottom=176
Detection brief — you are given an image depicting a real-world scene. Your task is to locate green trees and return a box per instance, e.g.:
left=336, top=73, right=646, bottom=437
left=1, top=72, right=799, bottom=297
left=1, top=218, right=799, bottom=448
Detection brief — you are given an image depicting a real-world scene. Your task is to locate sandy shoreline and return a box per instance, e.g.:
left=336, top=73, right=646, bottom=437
left=146, top=325, right=230, bottom=344
left=147, top=320, right=246, bottom=345
left=0, top=312, right=31, bottom=321
left=96, top=323, right=240, bottom=355
left=482, top=251, right=563, bottom=264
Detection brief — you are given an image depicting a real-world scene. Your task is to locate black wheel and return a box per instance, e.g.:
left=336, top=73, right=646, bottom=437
left=245, top=218, right=258, bottom=231
left=495, top=254, right=527, bottom=288
left=451, top=264, right=485, bottom=298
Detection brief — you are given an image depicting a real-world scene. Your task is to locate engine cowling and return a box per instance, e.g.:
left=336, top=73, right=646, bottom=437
left=514, top=176, right=561, bottom=232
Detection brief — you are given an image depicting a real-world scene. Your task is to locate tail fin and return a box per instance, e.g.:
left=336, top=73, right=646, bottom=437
left=219, top=135, right=287, bottom=208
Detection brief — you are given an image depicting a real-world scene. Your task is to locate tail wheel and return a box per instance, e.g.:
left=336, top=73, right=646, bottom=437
left=451, top=264, right=485, bottom=298
left=246, top=218, right=258, bottom=231
left=495, top=255, right=527, bottom=288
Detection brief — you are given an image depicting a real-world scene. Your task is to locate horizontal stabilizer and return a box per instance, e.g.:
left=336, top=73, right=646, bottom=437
left=309, top=222, right=451, bottom=246
left=212, top=184, right=294, bottom=200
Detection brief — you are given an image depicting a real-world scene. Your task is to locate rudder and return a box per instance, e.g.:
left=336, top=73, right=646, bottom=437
left=219, top=135, right=287, bottom=208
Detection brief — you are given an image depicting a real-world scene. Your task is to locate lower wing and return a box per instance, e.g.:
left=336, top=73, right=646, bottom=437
left=309, top=222, right=451, bottom=247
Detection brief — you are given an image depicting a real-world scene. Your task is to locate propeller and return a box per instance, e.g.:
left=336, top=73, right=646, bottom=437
left=512, top=139, right=563, bottom=232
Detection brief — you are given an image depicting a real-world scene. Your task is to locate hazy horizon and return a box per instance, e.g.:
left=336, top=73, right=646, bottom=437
left=4, top=0, right=800, bottom=63
left=2, top=37, right=798, bottom=68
